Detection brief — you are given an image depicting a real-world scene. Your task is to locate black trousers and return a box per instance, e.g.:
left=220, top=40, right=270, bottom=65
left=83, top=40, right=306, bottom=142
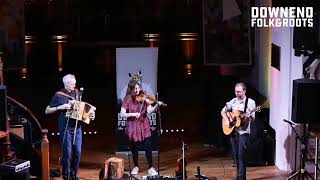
left=130, top=137, right=153, bottom=169
left=230, top=133, right=249, bottom=180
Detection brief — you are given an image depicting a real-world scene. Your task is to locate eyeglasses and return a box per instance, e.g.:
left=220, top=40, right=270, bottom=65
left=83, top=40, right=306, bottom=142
left=235, top=91, right=243, bottom=93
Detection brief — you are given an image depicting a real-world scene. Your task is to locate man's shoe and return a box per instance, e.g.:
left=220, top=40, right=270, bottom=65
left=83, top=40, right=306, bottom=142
left=131, top=166, right=139, bottom=175
left=148, top=167, right=158, bottom=176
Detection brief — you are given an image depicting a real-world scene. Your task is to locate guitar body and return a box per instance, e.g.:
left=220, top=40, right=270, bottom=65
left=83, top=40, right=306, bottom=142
left=222, top=106, right=262, bottom=135
left=222, top=111, right=241, bottom=135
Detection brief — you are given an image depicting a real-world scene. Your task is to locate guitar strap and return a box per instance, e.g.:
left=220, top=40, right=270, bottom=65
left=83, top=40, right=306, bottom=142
left=244, top=97, right=249, bottom=113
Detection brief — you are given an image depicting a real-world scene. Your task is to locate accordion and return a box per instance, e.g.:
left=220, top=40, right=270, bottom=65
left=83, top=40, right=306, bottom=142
left=104, top=157, right=124, bottom=180
left=66, top=100, right=96, bottom=124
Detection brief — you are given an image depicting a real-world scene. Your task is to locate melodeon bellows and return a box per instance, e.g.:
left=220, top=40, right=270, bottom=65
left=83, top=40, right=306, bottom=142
left=66, top=100, right=96, bottom=124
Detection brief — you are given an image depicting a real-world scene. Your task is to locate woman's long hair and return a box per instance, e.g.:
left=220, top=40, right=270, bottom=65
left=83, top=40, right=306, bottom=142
left=125, top=80, right=141, bottom=103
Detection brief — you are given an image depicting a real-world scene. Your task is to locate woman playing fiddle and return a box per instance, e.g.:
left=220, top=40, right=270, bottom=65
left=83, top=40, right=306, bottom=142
left=120, top=80, right=164, bottom=176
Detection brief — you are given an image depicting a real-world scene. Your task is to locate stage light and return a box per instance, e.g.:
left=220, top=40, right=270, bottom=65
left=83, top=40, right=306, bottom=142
left=171, top=130, right=174, bottom=132
left=166, top=130, right=169, bottom=133
left=84, top=132, right=87, bottom=135
left=94, top=131, right=97, bottom=134
left=89, top=131, right=92, bottom=135
left=181, top=129, right=184, bottom=132
left=51, top=133, right=55, bottom=136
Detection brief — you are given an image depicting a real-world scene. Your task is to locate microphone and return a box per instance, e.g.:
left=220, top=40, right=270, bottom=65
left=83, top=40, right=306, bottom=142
left=79, top=87, right=84, bottom=101
left=283, top=119, right=296, bottom=126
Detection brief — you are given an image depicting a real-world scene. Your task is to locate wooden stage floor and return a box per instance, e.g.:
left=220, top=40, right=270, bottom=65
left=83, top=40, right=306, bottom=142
left=49, top=135, right=289, bottom=180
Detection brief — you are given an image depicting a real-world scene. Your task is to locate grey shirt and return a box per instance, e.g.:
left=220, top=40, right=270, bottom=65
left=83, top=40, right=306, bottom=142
left=221, top=96, right=256, bottom=135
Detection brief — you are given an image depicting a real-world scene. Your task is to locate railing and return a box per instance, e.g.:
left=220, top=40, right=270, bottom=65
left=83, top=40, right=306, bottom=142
left=41, top=129, right=50, bottom=180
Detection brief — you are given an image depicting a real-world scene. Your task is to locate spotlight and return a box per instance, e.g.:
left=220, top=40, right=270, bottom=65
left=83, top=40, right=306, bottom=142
left=166, top=130, right=169, bottom=133
left=171, top=130, right=174, bottom=132
left=84, top=132, right=87, bottom=135
left=94, top=131, right=97, bottom=134
left=51, top=133, right=55, bottom=136
left=181, top=129, right=184, bottom=132
left=89, top=131, right=92, bottom=135
left=57, top=132, right=60, bottom=136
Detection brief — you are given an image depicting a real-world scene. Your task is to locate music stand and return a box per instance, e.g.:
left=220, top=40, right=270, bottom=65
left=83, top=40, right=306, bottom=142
left=284, top=120, right=314, bottom=180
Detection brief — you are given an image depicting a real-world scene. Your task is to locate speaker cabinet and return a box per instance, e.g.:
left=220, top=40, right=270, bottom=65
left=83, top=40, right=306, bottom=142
left=292, top=79, right=320, bottom=124
left=246, top=108, right=275, bottom=166
left=293, top=10, right=320, bottom=52
left=0, top=170, right=30, bottom=180
left=0, top=86, right=7, bottom=132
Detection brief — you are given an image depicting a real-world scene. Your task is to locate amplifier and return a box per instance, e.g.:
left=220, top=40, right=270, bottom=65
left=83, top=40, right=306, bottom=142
left=0, top=159, right=30, bottom=173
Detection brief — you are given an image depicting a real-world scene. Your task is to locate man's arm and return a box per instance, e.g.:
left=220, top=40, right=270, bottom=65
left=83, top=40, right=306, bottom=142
left=246, top=99, right=256, bottom=120
left=221, top=101, right=232, bottom=119
left=45, top=103, right=71, bottom=114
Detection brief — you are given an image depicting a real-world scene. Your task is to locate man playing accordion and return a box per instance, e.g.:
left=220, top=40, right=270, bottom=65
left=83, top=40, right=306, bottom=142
left=45, top=74, right=95, bottom=180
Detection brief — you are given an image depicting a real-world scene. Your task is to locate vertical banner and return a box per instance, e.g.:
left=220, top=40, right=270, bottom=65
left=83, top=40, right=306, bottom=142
left=116, top=47, right=159, bottom=151
left=0, top=0, right=25, bottom=69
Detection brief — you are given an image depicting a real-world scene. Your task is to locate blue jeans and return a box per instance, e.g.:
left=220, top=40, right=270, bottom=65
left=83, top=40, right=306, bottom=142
left=230, top=133, right=249, bottom=180
left=60, top=127, right=82, bottom=180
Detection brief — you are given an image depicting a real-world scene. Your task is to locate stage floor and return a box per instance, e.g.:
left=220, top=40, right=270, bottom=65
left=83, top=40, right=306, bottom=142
left=48, top=135, right=289, bottom=180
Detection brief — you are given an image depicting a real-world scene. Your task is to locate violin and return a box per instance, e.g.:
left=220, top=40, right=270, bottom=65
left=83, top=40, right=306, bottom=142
left=135, top=91, right=167, bottom=107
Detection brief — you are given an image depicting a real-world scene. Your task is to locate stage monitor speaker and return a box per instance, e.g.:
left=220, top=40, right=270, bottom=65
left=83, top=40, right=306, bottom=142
left=0, top=85, right=7, bottom=131
left=0, top=159, right=30, bottom=180
left=292, top=79, right=320, bottom=124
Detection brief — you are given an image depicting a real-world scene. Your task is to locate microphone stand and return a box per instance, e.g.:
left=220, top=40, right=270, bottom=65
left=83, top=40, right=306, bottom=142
left=182, top=140, right=187, bottom=180
left=73, top=91, right=81, bottom=145
left=284, top=120, right=314, bottom=180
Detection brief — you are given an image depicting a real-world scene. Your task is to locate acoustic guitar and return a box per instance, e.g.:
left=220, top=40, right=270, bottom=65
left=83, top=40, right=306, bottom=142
left=222, top=106, right=262, bottom=135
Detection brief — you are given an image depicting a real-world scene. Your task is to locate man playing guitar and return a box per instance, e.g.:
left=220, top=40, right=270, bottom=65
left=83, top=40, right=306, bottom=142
left=221, top=82, right=256, bottom=180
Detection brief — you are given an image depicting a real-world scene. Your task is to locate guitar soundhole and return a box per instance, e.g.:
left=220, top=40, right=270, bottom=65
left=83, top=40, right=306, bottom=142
left=229, top=121, right=235, bottom=128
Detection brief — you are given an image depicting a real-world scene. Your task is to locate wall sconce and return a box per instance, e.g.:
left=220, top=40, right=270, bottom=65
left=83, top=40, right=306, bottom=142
left=23, top=35, right=37, bottom=79
left=51, top=35, right=68, bottom=72
left=144, top=33, right=160, bottom=47
left=20, top=68, right=28, bottom=79
left=177, top=33, right=198, bottom=61
left=185, top=63, right=192, bottom=76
